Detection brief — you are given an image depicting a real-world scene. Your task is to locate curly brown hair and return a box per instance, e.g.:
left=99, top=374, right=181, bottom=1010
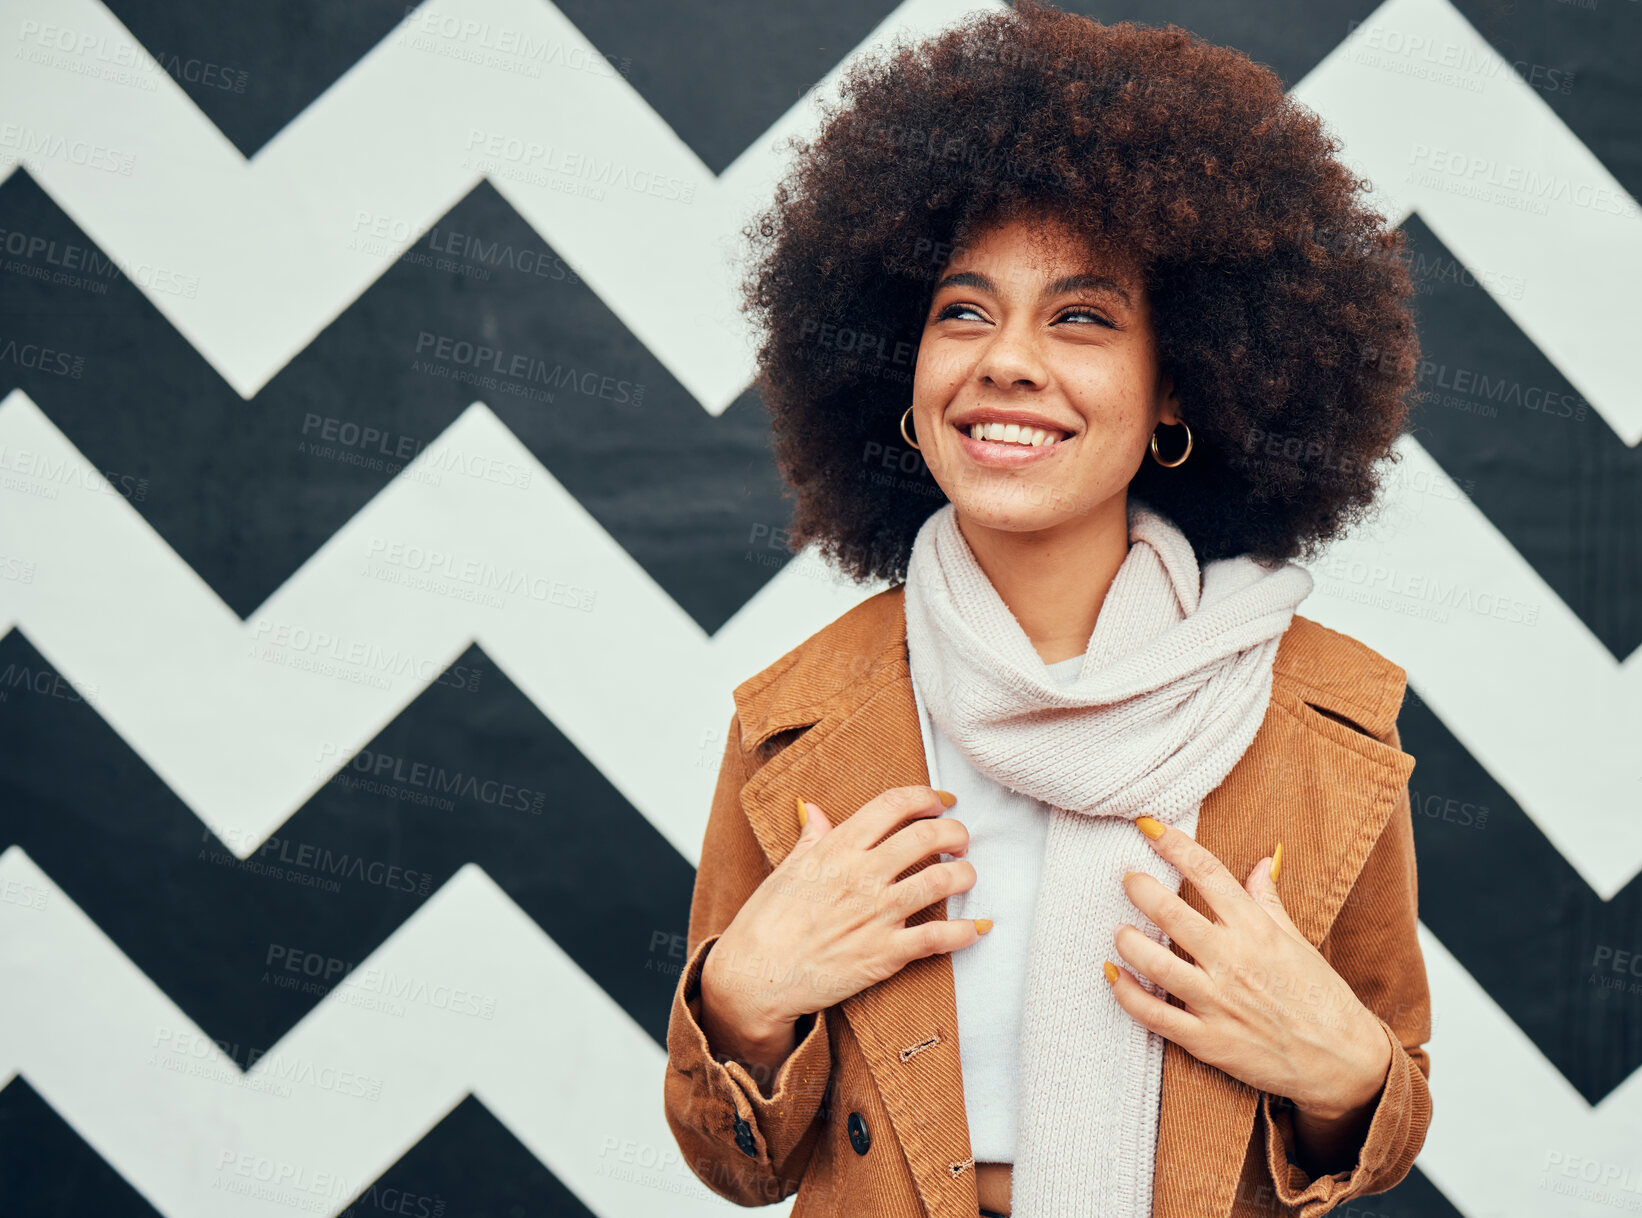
left=739, top=0, right=1420, bottom=581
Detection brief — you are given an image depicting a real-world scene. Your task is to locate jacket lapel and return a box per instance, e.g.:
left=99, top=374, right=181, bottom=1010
left=1150, top=674, right=1416, bottom=1217
left=730, top=584, right=1416, bottom=1218
left=738, top=650, right=979, bottom=1218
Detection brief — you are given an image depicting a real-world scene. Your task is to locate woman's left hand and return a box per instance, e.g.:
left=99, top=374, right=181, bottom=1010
left=1106, top=816, right=1392, bottom=1126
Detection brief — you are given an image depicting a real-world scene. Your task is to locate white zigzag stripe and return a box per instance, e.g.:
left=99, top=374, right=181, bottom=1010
left=0, top=0, right=1637, bottom=444
left=7, top=846, right=1641, bottom=1217
left=1416, top=921, right=1642, bottom=1215
left=0, top=0, right=993, bottom=408
left=0, top=845, right=771, bottom=1217
left=1295, top=0, right=1642, bottom=445
left=0, top=386, right=1638, bottom=894
left=1297, top=439, right=1642, bottom=899
left=0, top=388, right=871, bottom=867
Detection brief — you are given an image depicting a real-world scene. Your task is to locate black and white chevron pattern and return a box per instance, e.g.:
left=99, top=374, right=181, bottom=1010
left=1, top=0, right=1638, bottom=1214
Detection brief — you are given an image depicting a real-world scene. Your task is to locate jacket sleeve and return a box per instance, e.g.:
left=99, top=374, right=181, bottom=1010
left=663, top=711, right=834, bottom=1207
left=1257, top=719, right=1434, bottom=1216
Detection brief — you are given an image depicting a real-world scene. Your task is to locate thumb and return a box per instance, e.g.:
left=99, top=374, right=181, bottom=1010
left=792, top=797, right=834, bottom=850
left=1245, top=843, right=1297, bottom=931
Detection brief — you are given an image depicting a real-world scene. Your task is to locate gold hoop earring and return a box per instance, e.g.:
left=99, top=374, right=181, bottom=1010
left=1150, top=419, right=1192, bottom=468
left=900, top=405, right=920, bottom=450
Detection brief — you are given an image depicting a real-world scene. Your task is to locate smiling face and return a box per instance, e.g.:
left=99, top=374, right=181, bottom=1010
left=910, top=211, right=1181, bottom=544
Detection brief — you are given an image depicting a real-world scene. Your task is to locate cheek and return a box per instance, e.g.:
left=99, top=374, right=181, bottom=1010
left=914, top=340, right=967, bottom=399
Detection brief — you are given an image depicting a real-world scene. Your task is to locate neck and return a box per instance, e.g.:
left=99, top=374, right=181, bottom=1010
left=954, top=494, right=1133, bottom=666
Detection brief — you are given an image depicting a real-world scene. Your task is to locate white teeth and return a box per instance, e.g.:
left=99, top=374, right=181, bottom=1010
left=968, top=421, right=1066, bottom=446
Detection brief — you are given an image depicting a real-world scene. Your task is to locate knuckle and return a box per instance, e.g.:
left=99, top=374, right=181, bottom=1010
left=889, top=785, right=929, bottom=811
left=918, top=919, right=945, bottom=956
left=903, top=867, right=933, bottom=911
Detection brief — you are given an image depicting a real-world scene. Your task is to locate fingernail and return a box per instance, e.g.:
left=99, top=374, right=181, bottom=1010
left=935, top=789, right=958, bottom=807
left=1270, top=841, right=1283, bottom=883
left=1103, top=961, right=1119, bottom=984
left=1122, top=871, right=1141, bottom=884
left=974, top=918, right=994, bottom=935
left=795, top=795, right=808, bottom=829
left=1136, top=816, right=1165, bottom=840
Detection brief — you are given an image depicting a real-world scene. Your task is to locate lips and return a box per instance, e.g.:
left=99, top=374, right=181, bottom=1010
left=953, top=421, right=1075, bottom=467
left=958, top=419, right=1070, bottom=447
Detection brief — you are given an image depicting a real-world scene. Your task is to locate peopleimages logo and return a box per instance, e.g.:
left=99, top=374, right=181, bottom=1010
left=315, top=741, right=548, bottom=815
left=414, top=331, right=642, bottom=405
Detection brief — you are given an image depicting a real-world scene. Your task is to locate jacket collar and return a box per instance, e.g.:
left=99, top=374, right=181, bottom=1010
left=730, top=582, right=1415, bottom=1218
left=734, top=584, right=1408, bottom=755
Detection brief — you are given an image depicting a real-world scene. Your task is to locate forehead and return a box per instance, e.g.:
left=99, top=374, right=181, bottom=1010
left=943, top=212, right=1143, bottom=290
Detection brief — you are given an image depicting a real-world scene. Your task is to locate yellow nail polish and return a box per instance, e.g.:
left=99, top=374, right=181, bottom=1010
left=974, top=918, right=994, bottom=936
left=1122, top=871, right=1140, bottom=884
left=935, top=788, right=958, bottom=807
left=1103, top=960, right=1119, bottom=984
left=1136, top=816, right=1165, bottom=840
left=795, top=795, right=807, bottom=828
left=1270, top=841, right=1283, bottom=883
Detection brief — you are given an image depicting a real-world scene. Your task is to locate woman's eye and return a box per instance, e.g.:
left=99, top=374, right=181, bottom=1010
left=933, top=302, right=1115, bottom=327
left=1056, top=307, right=1114, bottom=327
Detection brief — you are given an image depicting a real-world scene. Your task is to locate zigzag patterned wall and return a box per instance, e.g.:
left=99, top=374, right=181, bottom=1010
left=0, top=0, right=1638, bottom=1214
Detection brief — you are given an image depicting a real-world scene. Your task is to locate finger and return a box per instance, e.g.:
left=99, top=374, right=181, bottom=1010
left=840, top=785, right=957, bottom=852
left=1121, top=869, right=1218, bottom=965
left=1135, top=815, right=1264, bottom=933
left=795, top=797, right=832, bottom=843
left=1112, top=921, right=1213, bottom=1012
left=872, top=812, right=971, bottom=880
left=1243, top=847, right=1308, bottom=943
left=1104, top=956, right=1204, bottom=1048
left=894, top=910, right=994, bottom=964
left=883, top=858, right=978, bottom=922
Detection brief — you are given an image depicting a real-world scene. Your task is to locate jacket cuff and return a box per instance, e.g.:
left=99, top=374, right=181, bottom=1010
left=1259, top=1014, right=1426, bottom=1215
left=666, top=930, right=832, bottom=1175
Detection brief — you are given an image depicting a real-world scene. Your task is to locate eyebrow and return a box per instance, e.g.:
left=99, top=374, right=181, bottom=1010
left=933, top=269, right=1133, bottom=308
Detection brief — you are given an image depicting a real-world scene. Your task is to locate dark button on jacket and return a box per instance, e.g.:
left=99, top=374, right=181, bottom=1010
left=848, top=1111, right=872, bottom=1155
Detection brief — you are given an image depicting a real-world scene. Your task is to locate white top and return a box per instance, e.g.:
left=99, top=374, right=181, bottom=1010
left=910, top=652, right=1085, bottom=1165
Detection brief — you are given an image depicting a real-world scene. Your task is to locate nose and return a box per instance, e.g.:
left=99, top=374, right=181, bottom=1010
left=974, top=316, right=1047, bottom=391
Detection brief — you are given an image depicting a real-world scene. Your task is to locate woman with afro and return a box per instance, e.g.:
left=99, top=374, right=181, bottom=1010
left=664, top=3, right=1430, bottom=1216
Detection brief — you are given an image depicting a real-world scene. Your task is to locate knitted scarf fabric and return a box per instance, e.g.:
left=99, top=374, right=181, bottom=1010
left=902, top=498, right=1314, bottom=1218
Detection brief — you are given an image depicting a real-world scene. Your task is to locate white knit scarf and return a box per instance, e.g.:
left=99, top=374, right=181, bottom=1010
left=902, top=497, right=1313, bottom=1218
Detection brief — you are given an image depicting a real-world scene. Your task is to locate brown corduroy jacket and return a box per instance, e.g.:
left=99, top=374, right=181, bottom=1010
left=663, top=582, right=1432, bottom=1218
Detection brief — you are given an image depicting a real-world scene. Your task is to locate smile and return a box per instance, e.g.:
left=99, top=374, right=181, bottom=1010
left=953, top=420, right=1075, bottom=467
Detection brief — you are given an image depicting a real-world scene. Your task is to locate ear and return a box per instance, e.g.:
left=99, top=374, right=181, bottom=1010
left=1156, top=374, right=1181, bottom=426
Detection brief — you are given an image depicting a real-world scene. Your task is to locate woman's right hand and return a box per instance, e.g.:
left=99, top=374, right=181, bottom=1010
left=701, top=785, right=986, bottom=1049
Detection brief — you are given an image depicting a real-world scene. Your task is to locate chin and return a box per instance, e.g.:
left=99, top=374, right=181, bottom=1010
left=949, top=494, right=1073, bottom=533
